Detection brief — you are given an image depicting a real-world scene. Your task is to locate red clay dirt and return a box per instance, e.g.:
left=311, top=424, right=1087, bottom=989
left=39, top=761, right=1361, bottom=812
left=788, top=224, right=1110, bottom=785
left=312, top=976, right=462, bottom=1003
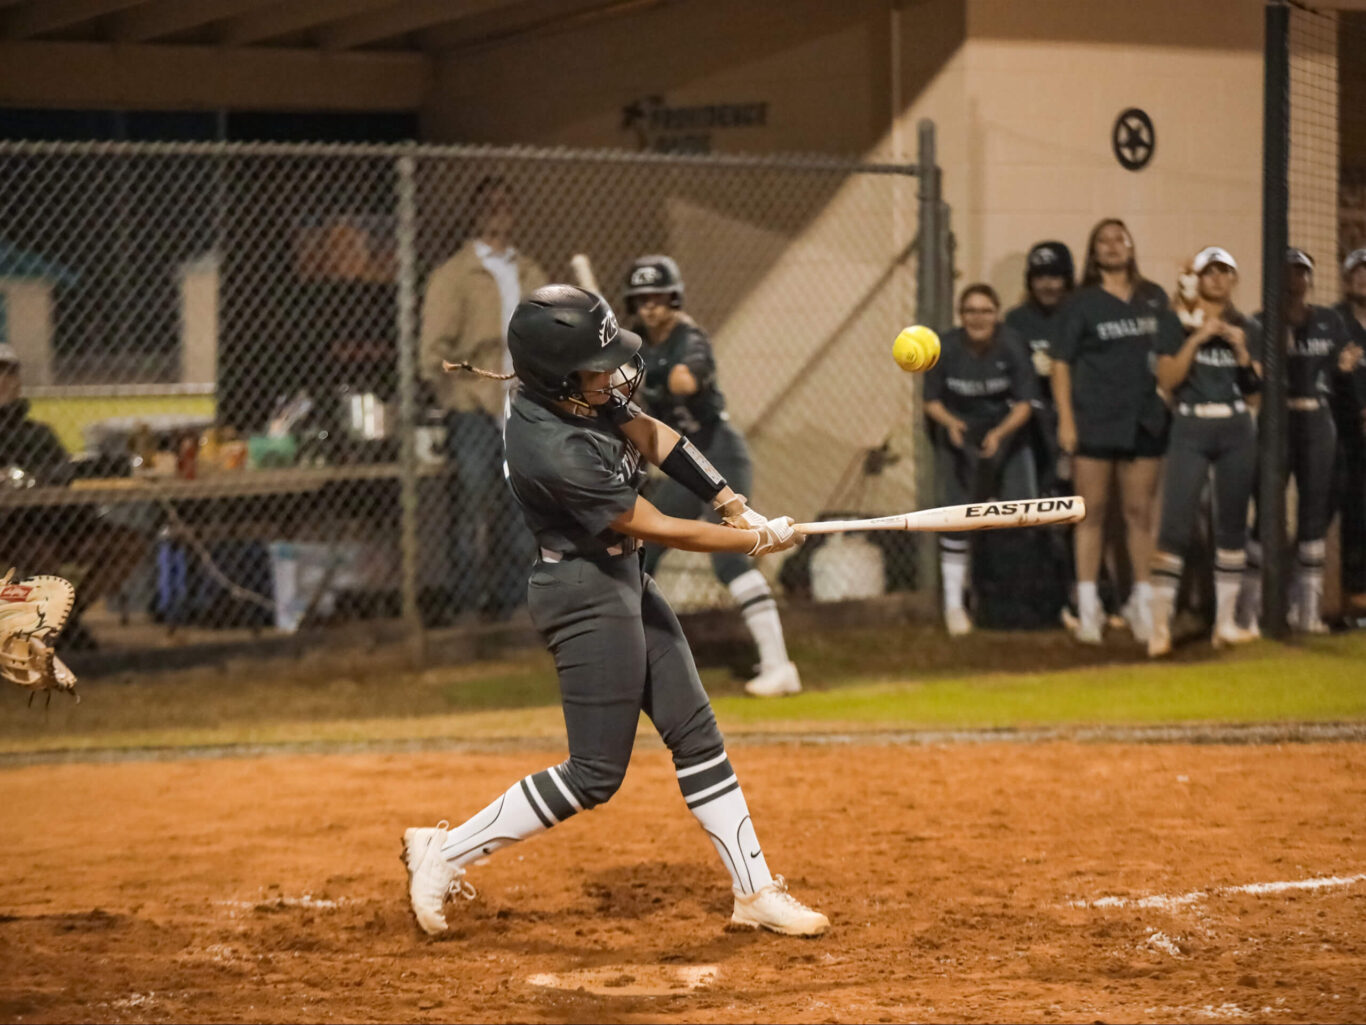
left=1, top=741, right=1363, bottom=1023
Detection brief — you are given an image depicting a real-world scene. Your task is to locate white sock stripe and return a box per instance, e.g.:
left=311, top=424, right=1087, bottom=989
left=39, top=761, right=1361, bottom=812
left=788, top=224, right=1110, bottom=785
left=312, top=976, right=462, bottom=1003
left=727, top=568, right=771, bottom=603
left=739, top=595, right=777, bottom=615
left=683, top=774, right=739, bottom=805
left=522, top=774, right=558, bottom=825
left=676, top=750, right=729, bottom=779
left=548, top=765, right=583, bottom=813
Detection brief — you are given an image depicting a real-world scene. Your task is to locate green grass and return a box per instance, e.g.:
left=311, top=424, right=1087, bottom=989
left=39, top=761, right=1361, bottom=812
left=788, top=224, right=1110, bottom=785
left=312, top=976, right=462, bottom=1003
left=715, top=635, right=1366, bottom=729
left=1, top=626, right=1363, bottom=755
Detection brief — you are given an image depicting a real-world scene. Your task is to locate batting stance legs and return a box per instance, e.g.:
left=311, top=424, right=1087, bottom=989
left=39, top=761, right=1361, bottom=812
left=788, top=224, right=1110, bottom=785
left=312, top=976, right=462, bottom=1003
left=402, top=553, right=810, bottom=935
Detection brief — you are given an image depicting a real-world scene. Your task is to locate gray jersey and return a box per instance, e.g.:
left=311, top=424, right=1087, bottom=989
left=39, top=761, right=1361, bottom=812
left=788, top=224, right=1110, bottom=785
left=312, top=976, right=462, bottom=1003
left=1003, top=301, right=1061, bottom=406
left=923, top=325, right=1038, bottom=434
left=1158, top=308, right=1261, bottom=406
left=503, top=390, right=645, bottom=556
left=1053, top=279, right=1182, bottom=449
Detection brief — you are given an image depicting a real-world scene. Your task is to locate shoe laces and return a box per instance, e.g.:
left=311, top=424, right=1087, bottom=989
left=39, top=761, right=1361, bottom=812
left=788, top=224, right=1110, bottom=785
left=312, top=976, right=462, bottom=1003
left=761, top=875, right=810, bottom=912
left=430, top=822, right=477, bottom=901
left=449, top=868, right=477, bottom=902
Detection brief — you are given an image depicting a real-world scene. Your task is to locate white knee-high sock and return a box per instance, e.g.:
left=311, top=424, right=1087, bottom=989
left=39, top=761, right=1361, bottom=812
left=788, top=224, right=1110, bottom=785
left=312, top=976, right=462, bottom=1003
left=439, top=767, right=581, bottom=869
left=728, top=568, right=789, bottom=672
left=1150, top=553, right=1182, bottom=630
left=1296, top=539, right=1326, bottom=623
left=940, top=539, right=969, bottom=612
left=1215, top=548, right=1246, bottom=631
left=1077, top=580, right=1100, bottom=619
left=675, top=751, right=774, bottom=896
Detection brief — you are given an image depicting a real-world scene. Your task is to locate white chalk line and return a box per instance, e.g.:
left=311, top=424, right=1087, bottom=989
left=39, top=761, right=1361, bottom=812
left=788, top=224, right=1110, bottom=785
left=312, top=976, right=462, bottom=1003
left=1070, top=872, right=1366, bottom=910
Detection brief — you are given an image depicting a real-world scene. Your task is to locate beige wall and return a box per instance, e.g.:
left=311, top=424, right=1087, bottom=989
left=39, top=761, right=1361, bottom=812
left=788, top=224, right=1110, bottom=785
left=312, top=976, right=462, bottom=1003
left=424, top=0, right=895, bottom=153
left=952, top=0, right=1266, bottom=311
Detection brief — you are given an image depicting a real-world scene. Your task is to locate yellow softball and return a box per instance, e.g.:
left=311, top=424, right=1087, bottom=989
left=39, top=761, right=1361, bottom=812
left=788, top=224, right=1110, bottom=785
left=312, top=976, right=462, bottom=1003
left=892, top=325, right=941, bottom=373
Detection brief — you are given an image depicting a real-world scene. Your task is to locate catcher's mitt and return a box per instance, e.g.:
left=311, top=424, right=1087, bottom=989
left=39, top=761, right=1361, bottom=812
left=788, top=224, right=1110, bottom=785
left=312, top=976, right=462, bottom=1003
left=0, top=568, right=78, bottom=701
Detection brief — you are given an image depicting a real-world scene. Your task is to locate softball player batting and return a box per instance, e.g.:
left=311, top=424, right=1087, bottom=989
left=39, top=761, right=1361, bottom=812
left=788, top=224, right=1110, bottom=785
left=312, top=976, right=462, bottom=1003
left=402, top=284, right=827, bottom=939
left=1240, top=248, right=1361, bottom=632
left=624, top=255, right=800, bottom=698
left=1147, top=247, right=1261, bottom=656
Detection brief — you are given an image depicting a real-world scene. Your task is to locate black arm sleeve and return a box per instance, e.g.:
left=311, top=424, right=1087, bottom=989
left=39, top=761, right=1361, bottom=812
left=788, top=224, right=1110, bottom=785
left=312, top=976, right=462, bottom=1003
left=659, top=436, right=728, bottom=502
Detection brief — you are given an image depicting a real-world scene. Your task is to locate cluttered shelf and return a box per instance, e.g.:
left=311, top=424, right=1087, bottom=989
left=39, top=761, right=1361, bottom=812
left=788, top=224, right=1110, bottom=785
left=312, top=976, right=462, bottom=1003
left=0, top=461, right=448, bottom=508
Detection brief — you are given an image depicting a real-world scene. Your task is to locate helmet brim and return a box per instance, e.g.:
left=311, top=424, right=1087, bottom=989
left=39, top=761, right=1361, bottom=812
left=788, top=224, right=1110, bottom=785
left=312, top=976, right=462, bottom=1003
left=577, top=326, right=643, bottom=373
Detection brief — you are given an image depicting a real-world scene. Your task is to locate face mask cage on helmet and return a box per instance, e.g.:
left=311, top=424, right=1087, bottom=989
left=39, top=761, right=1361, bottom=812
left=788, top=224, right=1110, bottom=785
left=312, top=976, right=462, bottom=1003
left=516, top=350, right=646, bottom=408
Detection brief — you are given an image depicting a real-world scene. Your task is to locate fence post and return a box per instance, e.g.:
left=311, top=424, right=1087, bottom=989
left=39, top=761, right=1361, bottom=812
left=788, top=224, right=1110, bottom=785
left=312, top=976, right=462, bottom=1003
left=1260, top=0, right=1290, bottom=638
left=394, top=152, right=424, bottom=661
left=915, top=119, right=943, bottom=607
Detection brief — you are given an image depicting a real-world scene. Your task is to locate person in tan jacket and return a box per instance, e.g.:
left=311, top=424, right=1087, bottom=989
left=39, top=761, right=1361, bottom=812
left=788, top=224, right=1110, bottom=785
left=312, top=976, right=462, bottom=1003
left=419, top=177, right=548, bottom=621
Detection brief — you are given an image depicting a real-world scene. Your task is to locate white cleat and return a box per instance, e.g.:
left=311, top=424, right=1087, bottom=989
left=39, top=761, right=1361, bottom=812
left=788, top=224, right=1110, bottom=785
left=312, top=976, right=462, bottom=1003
left=1212, top=622, right=1260, bottom=649
left=401, top=822, right=473, bottom=935
left=745, top=660, right=802, bottom=698
left=1124, top=597, right=1152, bottom=644
left=944, top=607, right=973, bottom=637
left=1073, top=606, right=1104, bottom=645
left=1147, top=617, right=1172, bottom=658
left=730, top=875, right=829, bottom=937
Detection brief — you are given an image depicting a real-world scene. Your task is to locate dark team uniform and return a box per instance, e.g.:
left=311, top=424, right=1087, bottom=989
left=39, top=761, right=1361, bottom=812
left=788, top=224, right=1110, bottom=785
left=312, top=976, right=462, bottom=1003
left=502, top=389, right=729, bottom=818
left=1053, top=280, right=1183, bottom=458
left=1154, top=310, right=1260, bottom=557
left=636, top=317, right=753, bottom=585
left=1004, top=300, right=1064, bottom=493
left=1331, top=301, right=1366, bottom=596
left=924, top=324, right=1039, bottom=510
left=1252, top=304, right=1355, bottom=546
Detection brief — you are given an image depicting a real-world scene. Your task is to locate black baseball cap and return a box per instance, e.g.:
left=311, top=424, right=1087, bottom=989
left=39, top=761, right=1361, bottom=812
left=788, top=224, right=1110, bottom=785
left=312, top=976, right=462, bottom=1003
left=1286, top=247, right=1315, bottom=270
left=1025, top=241, right=1075, bottom=283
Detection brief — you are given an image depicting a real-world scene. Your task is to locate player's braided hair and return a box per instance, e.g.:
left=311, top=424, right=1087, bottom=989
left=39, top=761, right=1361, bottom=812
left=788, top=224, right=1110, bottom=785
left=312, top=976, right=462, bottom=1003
left=442, top=359, right=515, bottom=381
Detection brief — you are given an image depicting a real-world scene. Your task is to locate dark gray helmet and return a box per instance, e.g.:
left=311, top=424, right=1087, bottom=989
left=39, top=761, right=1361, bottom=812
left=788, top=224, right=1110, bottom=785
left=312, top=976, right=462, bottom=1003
left=624, top=254, right=685, bottom=310
left=508, top=284, right=643, bottom=403
left=1025, top=241, right=1075, bottom=284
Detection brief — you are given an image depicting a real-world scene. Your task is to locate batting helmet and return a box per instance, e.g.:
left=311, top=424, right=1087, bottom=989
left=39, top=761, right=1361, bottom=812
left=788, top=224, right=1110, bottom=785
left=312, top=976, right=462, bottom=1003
left=508, top=284, right=643, bottom=404
left=1025, top=241, right=1075, bottom=285
left=623, top=255, right=685, bottom=310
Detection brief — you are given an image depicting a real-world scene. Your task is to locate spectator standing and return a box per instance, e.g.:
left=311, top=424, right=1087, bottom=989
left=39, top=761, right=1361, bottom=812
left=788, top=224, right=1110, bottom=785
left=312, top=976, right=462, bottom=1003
left=1052, top=218, right=1180, bottom=645
left=1241, top=248, right=1362, bottom=632
left=419, top=177, right=548, bottom=621
left=625, top=255, right=800, bottom=697
left=923, top=284, right=1038, bottom=636
left=1004, top=241, right=1075, bottom=495
left=1147, top=247, right=1261, bottom=656
left=1332, top=248, right=1366, bottom=615
left=0, top=344, right=147, bottom=649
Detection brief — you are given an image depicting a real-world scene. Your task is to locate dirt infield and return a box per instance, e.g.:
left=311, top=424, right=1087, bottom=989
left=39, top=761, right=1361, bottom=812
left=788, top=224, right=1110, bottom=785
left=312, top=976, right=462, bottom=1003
left=2, top=741, right=1364, bottom=1024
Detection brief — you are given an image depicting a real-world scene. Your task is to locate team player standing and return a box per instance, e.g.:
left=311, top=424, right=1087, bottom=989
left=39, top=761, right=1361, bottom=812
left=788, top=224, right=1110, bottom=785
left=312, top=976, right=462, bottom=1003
left=623, top=256, right=801, bottom=697
left=951, top=223, right=1366, bottom=646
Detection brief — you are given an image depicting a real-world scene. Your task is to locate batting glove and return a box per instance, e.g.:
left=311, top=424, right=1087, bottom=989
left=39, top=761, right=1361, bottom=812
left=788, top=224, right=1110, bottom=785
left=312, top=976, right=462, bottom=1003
left=747, top=516, right=803, bottom=557
left=715, top=493, right=770, bottom=531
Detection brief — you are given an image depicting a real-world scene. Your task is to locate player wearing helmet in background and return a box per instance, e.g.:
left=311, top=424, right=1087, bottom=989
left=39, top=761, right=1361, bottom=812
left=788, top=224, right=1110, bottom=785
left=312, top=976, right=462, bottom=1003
left=1239, top=248, right=1363, bottom=633
left=623, top=255, right=801, bottom=698
left=401, top=284, right=827, bottom=940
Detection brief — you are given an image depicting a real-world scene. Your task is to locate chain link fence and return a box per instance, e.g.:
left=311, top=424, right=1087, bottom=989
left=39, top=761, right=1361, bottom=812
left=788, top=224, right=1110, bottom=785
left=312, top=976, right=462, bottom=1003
left=0, top=135, right=947, bottom=664
left=1260, top=2, right=1366, bottom=630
